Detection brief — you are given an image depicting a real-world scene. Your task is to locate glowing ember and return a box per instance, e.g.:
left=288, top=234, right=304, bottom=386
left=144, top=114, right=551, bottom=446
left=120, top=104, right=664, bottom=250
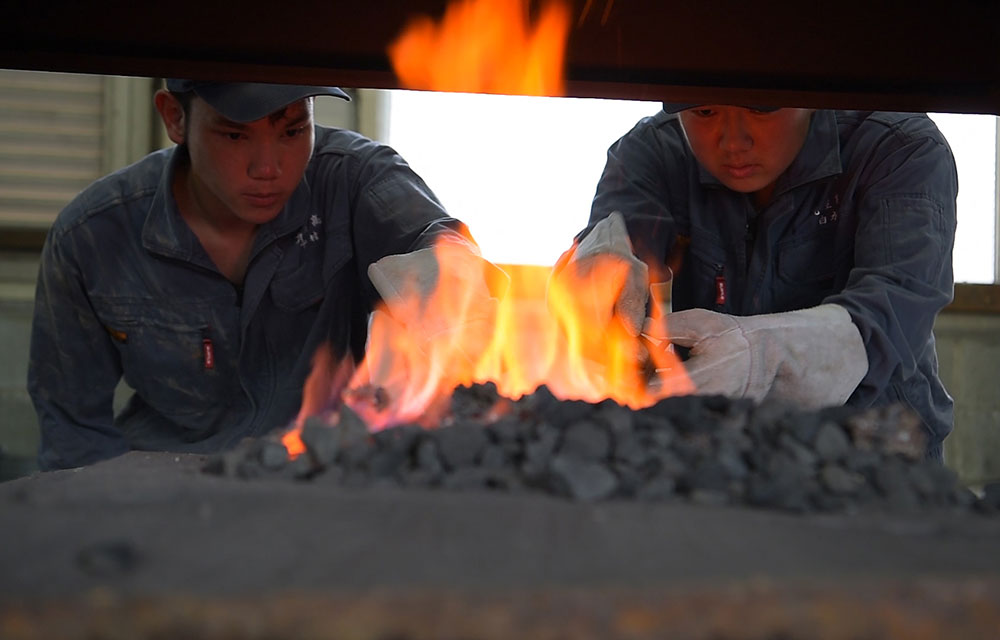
left=388, top=0, right=571, bottom=96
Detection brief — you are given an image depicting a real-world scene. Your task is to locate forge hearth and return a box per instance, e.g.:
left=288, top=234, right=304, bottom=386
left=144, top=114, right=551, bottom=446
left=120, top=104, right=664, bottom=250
left=208, top=384, right=998, bottom=517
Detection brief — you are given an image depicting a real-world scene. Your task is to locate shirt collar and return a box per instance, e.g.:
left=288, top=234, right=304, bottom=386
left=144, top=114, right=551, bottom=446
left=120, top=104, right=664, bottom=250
left=695, top=110, right=843, bottom=194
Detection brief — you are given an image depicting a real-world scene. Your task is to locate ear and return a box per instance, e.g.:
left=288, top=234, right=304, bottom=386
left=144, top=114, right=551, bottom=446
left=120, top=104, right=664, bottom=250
left=154, top=89, right=187, bottom=145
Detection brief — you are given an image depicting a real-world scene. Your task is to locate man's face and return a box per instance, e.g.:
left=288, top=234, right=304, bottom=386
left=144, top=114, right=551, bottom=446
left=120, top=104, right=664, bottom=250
left=180, top=96, right=315, bottom=225
left=677, top=107, right=814, bottom=205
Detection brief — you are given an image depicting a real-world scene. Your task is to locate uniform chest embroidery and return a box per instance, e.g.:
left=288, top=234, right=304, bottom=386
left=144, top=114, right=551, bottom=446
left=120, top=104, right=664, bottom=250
left=813, top=193, right=840, bottom=226
left=295, top=214, right=323, bottom=247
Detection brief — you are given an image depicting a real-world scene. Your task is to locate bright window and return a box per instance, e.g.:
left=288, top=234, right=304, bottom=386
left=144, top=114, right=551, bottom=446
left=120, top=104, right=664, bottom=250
left=388, top=91, right=999, bottom=282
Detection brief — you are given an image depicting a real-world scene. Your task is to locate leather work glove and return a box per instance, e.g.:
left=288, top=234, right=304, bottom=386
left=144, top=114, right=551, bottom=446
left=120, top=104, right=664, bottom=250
left=656, top=304, right=869, bottom=409
left=550, top=211, right=649, bottom=336
left=367, top=240, right=505, bottom=366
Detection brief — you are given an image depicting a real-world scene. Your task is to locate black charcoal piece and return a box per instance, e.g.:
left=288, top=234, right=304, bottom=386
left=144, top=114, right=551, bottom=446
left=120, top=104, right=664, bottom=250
left=813, top=421, right=851, bottom=462
left=516, top=384, right=558, bottom=414
left=844, top=449, right=883, bottom=474
left=633, top=411, right=675, bottom=437
left=548, top=455, right=618, bottom=502
left=560, top=419, right=611, bottom=461
left=373, top=424, right=422, bottom=455
left=716, top=447, right=750, bottom=480
left=524, top=423, right=560, bottom=466
left=907, top=461, right=956, bottom=502
left=450, top=381, right=501, bottom=418
left=595, top=402, right=634, bottom=439
left=338, top=439, right=374, bottom=470
left=337, top=404, right=371, bottom=446
left=301, top=418, right=340, bottom=467
left=612, top=433, right=649, bottom=468
left=433, top=423, right=489, bottom=470
left=785, top=412, right=822, bottom=447
left=671, top=433, right=712, bottom=463
left=637, top=476, right=677, bottom=501
left=647, top=424, right=676, bottom=448
left=487, top=415, right=524, bottom=443
left=778, top=433, right=819, bottom=468
left=258, top=440, right=289, bottom=471
left=681, top=460, right=732, bottom=494
left=874, top=460, right=921, bottom=511
left=652, top=449, right=687, bottom=478
left=545, top=399, right=595, bottom=427
left=611, top=462, right=643, bottom=497
left=367, top=447, right=408, bottom=479
left=820, top=464, right=865, bottom=495
left=284, top=453, right=317, bottom=480
left=478, top=444, right=508, bottom=470
left=415, top=439, right=444, bottom=475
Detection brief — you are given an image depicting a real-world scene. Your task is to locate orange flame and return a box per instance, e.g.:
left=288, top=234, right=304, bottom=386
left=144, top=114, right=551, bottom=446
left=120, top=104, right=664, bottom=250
left=280, top=0, right=694, bottom=449
left=388, top=0, right=571, bottom=96
left=283, top=240, right=693, bottom=446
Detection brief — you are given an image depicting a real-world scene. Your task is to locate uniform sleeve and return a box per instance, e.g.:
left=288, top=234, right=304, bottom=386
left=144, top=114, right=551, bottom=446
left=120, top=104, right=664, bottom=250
left=584, top=117, right=684, bottom=267
left=27, top=228, right=128, bottom=470
left=825, top=127, right=958, bottom=411
left=348, top=144, right=484, bottom=300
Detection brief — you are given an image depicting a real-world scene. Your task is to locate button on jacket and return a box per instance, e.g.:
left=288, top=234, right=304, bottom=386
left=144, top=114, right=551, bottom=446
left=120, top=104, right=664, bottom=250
left=29, top=126, right=468, bottom=470
left=586, top=110, right=958, bottom=459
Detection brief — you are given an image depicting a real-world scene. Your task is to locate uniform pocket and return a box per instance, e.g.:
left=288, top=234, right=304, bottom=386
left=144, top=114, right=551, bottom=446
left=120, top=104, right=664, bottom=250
left=774, top=227, right=851, bottom=310
left=92, top=297, right=231, bottom=419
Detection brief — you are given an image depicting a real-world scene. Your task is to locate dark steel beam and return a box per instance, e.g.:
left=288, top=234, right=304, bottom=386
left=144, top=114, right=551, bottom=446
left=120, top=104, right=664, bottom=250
left=2, top=1, right=999, bottom=114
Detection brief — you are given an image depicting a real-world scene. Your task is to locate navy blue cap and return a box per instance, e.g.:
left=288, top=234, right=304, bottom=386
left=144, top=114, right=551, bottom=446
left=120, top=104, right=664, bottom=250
left=166, top=80, right=350, bottom=122
left=662, top=102, right=781, bottom=114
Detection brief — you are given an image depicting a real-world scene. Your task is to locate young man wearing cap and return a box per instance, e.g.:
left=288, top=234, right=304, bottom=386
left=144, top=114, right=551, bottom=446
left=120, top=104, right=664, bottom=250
left=560, top=104, right=957, bottom=459
left=28, top=81, right=498, bottom=470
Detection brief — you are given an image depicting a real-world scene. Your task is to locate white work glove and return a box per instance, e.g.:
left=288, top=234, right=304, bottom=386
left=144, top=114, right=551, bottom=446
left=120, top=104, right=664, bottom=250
left=657, top=304, right=869, bottom=409
left=367, top=240, right=502, bottom=366
left=550, top=211, right=649, bottom=336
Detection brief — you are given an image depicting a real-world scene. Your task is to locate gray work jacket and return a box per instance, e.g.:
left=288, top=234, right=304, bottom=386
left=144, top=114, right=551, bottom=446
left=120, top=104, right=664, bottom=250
left=29, top=126, right=466, bottom=470
left=586, top=110, right=958, bottom=459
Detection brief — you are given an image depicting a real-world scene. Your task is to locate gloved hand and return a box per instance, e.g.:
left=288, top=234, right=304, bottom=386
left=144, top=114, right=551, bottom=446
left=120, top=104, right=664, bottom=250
left=549, top=211, right=649, bottom=336
left=367, top=240, right=503, bottom=366
left=654, top=304, right=868, bottom=409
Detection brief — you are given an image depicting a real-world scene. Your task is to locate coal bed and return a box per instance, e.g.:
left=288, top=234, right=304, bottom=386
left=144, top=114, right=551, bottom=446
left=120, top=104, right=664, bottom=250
left=211, top=383, right=1000, bottom=516
left=3, top=386, right=1000, bottom=639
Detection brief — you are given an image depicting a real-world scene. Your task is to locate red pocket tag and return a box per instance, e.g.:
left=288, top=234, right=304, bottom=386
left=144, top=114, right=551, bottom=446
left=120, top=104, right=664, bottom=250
left=715, top=275, right=727, bottom=305
left=203, top=338, right=215, bottom=370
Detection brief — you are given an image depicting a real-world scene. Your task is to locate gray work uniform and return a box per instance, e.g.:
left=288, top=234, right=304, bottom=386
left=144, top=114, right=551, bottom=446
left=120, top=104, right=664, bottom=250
left=586, top=110, right=958, bottom=459
left=29, top=126, right=467, bottom=470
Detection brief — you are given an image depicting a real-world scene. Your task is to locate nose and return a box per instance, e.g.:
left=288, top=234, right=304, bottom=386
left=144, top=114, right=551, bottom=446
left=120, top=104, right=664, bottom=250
left=718, top=111, right=753, bottom=153
left=248, top=139, right=281, bottom=180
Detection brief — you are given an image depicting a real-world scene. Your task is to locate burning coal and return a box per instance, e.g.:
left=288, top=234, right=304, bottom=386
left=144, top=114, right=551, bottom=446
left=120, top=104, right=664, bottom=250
left=208, top=384, right=997, bottom=516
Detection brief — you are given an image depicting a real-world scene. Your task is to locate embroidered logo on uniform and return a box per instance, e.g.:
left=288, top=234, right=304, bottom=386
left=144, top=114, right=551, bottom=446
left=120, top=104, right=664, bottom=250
left=296, top=214, right=323, bottom=247
left=813, top=194, right=840, bottom=226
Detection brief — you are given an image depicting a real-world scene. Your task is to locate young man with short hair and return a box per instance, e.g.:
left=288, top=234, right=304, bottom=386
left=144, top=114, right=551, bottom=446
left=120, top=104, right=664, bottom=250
left=28, top=81, right=496, bottom=470
left=563, top=104, right=957, bottom=459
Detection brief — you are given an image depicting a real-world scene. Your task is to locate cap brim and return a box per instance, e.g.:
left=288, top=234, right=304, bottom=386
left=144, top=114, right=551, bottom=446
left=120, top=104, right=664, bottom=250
left=169, top=81, right=351, bottom=122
